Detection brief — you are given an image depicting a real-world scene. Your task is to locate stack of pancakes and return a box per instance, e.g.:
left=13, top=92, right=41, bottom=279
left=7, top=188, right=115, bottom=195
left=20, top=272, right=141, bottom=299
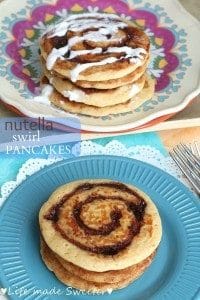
left=39, top=180, right=162, bottom=293
left=39, top=13, right=155, bottom=117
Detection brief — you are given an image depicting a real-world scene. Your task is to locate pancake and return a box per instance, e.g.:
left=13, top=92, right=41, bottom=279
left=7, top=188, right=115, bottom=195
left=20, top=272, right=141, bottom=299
left=53, top=242, right=156, bottom=284
left=43, top=65, right=146, bottom=107
left=42, top=54, right=149, bottom=90
left=41, top=239, right=156, bottom=293
left=40, top=13, right=150, bottom=82
left=46, top=75, right=155, bottom=116
left=39, top=179, right=162, bottom=272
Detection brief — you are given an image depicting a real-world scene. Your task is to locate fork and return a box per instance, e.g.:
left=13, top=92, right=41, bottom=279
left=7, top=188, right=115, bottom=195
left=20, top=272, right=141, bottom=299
left=169, top=142, right=200, bottom=196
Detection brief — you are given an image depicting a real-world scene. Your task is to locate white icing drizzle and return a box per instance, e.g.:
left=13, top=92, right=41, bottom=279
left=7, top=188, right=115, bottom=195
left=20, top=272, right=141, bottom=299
left=107, top=46, right=146, bottom=57
left=46, top=45, right=68, bottom=70
left=69, top=48, right=102, bottom=59
left=70, top=46, right=146, bottom=82
left=68, top=31, right=110, bottom=47
left=67, top=12, right=121, bottom=20
left=49, top=77, right=54, bottom=84
left=44, top=13, right=147, bottom=82
left=50, top=19, right=124, bottom=39
left=33, top=84, right=53, bottom=105
left=81, top=31, right=111, bottom=42
left=48, top=13, right=122, bottom=37
left=108, top=46, right=146, bottom=64
left=67, top=20, right=126, bottom=33
left=70, top=57, right=118, bottom=82
left=129, top=84, right=141, bottom=97
left=63, top=89, right=86, bottom=102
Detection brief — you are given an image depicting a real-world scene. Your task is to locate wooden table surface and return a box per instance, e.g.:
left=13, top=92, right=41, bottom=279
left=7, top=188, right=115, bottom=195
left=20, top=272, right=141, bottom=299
left=159, top=126, right=200, bottom=150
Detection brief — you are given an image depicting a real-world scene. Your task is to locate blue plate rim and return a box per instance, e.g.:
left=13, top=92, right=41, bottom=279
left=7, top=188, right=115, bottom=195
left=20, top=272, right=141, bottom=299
left=0, top=155, right=199, bottom=212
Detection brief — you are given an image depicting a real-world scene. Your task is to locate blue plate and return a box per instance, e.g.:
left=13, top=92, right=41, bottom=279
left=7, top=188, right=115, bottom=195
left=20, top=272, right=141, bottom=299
left=0, top=156, right=200, bottom=300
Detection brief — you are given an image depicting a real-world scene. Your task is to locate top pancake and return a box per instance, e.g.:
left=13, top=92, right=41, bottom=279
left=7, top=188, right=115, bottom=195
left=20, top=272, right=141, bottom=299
left=39, top=179, right=162, bottom=272
left=40, top=13, right=150, bottom=82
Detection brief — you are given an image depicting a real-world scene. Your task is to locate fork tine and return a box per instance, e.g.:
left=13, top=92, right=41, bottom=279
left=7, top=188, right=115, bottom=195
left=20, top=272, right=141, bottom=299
left=170, top=151, right=200, bottom=195
left=173, top=149, right=200, bottom=183
left=190, top=143, right=195, bottom=154
left=180, top=143, right=200, bottom=168
left=194, top=141, right=200, bottom=157
left=175, top=145, right=200, bottom=176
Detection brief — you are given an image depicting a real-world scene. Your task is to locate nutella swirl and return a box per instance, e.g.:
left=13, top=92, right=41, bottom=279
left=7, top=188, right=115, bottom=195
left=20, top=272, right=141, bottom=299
left=41, top=13, right=149, bottom=82
left=45, top=182, right=146, bottom=255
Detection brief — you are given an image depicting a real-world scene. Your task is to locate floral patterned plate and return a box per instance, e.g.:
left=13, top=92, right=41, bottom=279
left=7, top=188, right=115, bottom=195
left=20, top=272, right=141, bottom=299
left=0, top=0, right=199, bottom=132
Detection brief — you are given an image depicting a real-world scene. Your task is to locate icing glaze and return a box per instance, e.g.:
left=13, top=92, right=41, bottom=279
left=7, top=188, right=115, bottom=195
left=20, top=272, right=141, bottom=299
left=129, top=84, right=140, bottom=97
left=70, top=47, right=146, bottom=82
left=46, top=45, right=68, bottom=70
left=33, top=84, right=53, bottom=105
left=63, top=89, right=86, bottom=102
left=49, top=13, right=123, bottom=37
left=44, top=13, right=147, bottom=82
left=49, top=77, right=54, bottom=84
left=69, top=48, right=102, bottom=59
left=70, top=57, right=118, bottom=82
left=107, top=46, right=146, bottom=57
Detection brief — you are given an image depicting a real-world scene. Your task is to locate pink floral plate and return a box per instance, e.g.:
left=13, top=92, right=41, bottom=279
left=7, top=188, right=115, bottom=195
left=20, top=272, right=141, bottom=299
left=0, top=0, right=199, bottom=132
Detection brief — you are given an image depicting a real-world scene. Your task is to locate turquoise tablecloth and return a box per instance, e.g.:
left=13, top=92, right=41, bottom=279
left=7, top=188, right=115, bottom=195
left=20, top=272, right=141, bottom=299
left=0, top=132, right=167, bottom=189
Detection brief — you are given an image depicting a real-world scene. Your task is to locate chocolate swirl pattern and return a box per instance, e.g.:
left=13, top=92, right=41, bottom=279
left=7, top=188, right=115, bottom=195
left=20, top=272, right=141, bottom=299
left=45, top=182, right=146, bottom=255
left=39, top=179, right=162, bottom=292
